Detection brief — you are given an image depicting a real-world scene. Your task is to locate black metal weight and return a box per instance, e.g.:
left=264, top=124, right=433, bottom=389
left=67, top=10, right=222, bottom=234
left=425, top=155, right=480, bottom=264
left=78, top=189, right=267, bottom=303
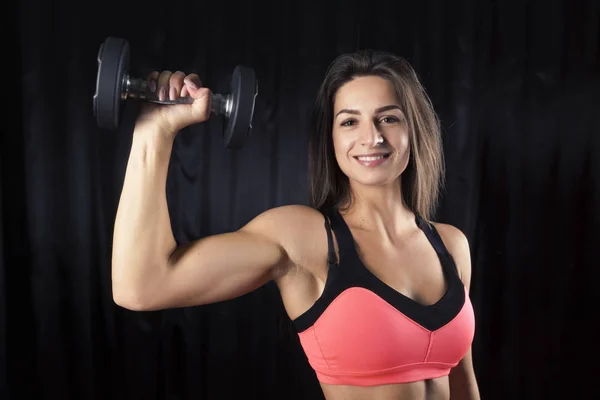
left=92, top=37, right=258, bottom=149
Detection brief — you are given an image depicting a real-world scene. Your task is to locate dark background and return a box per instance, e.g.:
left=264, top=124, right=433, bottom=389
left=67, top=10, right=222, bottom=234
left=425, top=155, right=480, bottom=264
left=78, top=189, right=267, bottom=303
left=4, top=0, right=599, bottom=399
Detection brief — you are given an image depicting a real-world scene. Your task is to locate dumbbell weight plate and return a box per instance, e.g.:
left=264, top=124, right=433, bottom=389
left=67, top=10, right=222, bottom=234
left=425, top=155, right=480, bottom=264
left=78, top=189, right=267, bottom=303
left=224, top=65, right=258, bottom=149
left=93, top=37, right=129, bottom=130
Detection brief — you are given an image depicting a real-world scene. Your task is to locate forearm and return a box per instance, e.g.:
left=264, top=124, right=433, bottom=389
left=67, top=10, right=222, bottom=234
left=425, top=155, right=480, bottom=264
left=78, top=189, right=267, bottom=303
left=111, top=128, right=177, bottom=304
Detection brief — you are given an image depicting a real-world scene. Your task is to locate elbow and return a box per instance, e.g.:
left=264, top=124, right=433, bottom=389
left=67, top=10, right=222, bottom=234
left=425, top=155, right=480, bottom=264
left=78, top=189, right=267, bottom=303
left=111, top=259, right=170, bottom=311
left=112, top=285, right=152, bottom=311
left=112, top=277, right=160, bottom=311
left=113, top=295, right=140, bottom=310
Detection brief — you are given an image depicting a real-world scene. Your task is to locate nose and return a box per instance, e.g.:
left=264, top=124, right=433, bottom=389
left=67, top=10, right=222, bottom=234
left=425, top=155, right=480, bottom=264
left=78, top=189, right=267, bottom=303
left=360, top=121, right=384, bottom=147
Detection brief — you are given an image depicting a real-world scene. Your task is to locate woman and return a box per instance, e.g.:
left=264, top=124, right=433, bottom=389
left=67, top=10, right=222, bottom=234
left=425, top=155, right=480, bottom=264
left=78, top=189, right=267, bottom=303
left=111, top=50, right=481, bottom=400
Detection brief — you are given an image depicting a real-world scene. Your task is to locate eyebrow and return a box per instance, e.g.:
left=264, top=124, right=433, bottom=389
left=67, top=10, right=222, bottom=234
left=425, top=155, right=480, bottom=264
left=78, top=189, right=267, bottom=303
left=335, top=104, right=402, bottom=119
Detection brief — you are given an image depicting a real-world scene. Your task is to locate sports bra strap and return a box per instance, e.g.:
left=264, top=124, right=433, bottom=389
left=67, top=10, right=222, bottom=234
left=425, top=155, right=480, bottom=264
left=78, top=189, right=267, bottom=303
left=323, top=213, right=337, bottom=267
left=415, top=216, right=448, bottom=256
left=415, top=215, right=458, bottom=273
left=325, top=209, right=358, bottom=258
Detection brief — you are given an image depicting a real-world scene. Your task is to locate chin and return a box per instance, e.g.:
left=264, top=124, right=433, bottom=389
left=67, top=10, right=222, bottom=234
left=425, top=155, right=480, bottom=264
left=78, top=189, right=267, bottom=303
left=346, top=168, right=403, bottom=188
left=350, top=176, right=400, bottom=189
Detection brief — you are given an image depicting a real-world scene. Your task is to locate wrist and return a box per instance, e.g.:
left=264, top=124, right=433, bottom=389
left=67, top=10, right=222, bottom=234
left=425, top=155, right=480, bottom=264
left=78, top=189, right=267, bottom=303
left=131, top=126, right=175, bottom=160
left=133, top=118, right=176, bottom=141
left=133, top=111, right=180, bottom=141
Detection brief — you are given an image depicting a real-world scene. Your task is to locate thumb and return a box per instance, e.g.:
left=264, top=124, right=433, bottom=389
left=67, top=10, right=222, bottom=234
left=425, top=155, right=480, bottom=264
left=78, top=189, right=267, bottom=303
left=165, top=83, right=212, bottom=132
left=185, top=83, right=212, bottom=117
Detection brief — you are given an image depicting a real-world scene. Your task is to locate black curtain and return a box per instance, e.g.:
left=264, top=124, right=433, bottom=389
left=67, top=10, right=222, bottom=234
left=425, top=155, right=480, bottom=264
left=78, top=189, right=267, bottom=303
left=4, top=0, right=599, bottom=399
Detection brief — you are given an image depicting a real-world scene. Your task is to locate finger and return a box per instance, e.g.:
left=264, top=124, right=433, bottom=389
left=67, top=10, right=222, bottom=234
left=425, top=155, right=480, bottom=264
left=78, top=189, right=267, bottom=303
left=181, top=73, right=201, bottom=98
left=157, top=70, right=173, bottom=101
left=183, top=73, right=202, bottom=90
left=181, top=85, right=189, bottom=98
left=183, top=75, right=209, bottom=100
left=147, top=71, right=159, bottom=92
left=168, top=71, right=186, bottom=101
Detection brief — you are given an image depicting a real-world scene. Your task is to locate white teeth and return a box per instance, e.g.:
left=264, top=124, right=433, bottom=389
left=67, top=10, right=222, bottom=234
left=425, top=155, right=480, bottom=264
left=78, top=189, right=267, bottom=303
left=357, top=155, right=385, bottom=161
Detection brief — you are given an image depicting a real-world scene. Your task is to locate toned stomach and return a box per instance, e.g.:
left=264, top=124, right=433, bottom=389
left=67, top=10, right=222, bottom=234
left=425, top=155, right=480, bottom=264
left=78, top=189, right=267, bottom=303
left=320, top=376, right=450, bottom=400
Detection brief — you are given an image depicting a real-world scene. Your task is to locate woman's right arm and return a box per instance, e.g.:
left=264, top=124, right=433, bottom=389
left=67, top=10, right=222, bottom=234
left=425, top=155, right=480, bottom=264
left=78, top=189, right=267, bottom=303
left=111, top=70, right=307, bottom=311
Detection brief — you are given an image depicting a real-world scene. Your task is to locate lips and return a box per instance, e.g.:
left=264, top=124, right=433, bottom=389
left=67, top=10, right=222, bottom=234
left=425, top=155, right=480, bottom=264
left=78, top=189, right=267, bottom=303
left=354, top=153, right=390, bottom=162
left=353, top=152, right=392, bottom=167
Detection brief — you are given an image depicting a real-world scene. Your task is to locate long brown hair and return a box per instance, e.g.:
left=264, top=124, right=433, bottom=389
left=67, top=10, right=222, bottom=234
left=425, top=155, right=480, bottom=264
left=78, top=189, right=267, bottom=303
left=307, top=50, right=445, bottom=222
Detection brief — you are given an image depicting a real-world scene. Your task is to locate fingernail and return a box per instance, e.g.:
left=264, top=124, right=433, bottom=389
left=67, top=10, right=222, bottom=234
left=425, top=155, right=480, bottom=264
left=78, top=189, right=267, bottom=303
left=184, top=79, right=198, bottom=90
left=159, top=87, right=166, bottom=101
left=169, top=87, right=177, bottom=101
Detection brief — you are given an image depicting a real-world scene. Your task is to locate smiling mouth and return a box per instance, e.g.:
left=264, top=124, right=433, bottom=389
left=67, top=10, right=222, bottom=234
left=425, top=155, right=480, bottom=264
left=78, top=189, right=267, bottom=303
left=353, top=153, right=392, bottom=162
left=352, top=152, right=392, bottom=167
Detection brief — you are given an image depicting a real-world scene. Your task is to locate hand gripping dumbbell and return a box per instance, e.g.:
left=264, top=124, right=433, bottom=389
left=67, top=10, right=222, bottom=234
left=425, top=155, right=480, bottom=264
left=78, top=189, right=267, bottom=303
left=92, top=36, right=258, bottom=148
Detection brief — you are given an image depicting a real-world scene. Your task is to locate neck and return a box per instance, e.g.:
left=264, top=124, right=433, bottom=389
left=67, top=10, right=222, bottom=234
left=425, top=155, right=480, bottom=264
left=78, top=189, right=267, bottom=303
left=342, top=179, right=415, bottom=244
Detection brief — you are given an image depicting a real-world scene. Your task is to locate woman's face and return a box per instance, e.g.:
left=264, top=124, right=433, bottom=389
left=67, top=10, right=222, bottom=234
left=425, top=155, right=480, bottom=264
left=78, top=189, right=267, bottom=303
left=332, top=75, right=410, bottom=189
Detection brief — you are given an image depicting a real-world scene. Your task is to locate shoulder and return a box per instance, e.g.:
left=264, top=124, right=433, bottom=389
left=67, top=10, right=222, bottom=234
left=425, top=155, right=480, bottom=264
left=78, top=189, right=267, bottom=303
left=432, top=222, right=472, bottom=288
left=432, top=222, right=470, bottom=253
left=241, top=204, right=328, bottom=259
left=242, top=205, right=332, bottom=288
left=242, top=204, right=325, bottom=234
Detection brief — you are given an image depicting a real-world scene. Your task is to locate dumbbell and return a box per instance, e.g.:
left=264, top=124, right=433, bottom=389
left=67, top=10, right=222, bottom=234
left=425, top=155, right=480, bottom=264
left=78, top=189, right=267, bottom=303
left=92, top=36, right=258, bottom=148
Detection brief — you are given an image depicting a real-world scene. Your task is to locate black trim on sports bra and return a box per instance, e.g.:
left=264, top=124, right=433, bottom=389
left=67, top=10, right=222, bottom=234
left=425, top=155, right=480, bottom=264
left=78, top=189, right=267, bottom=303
left=292, top=208, right=465, bottom=333
left=324, top=215, right=337, bottom=267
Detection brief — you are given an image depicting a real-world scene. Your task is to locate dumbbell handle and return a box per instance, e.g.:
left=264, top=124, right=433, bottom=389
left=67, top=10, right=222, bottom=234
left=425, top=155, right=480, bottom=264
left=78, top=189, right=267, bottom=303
left=122, top=74, right=233, bottom=117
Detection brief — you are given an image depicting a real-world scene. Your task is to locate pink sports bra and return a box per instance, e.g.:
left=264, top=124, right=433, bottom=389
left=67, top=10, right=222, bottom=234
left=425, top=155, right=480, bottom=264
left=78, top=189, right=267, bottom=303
left=292, top=209, right=475, bottom=386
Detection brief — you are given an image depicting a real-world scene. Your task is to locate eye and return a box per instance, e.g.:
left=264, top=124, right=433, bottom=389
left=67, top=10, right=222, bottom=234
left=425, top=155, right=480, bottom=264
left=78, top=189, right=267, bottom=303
left=341, top=119, right=357, bottom=127
left=379, top=116, right=400, bottom=124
